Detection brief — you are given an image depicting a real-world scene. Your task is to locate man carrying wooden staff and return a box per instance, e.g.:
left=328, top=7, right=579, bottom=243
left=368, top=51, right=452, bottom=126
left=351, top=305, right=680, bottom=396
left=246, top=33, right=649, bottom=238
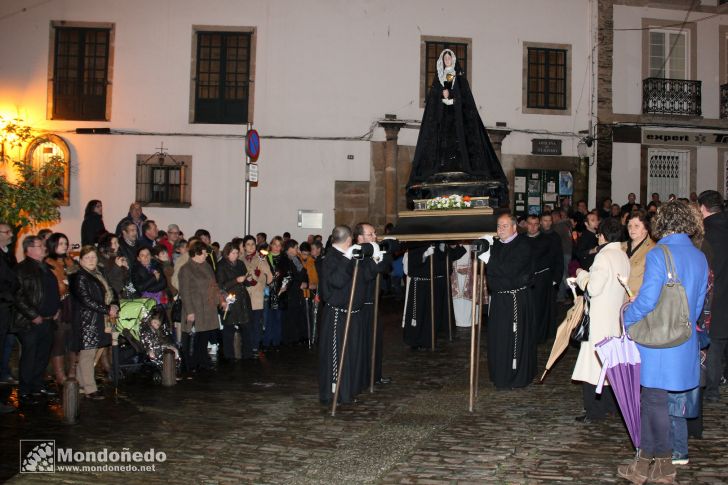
left=353, top=223, right=393, bottom=389
left=318, top=226, right=377, bottom=406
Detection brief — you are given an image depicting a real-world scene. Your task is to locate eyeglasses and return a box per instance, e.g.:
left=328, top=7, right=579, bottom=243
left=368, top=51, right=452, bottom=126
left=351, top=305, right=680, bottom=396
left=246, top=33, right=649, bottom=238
left=363, top=232, right=376, bottom=237
left=496, top=224, right=513, bottom=230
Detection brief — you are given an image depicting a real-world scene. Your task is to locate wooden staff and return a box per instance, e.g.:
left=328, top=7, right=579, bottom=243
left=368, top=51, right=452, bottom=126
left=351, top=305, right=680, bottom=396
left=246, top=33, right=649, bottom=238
left=331, top=259, right=360, bottom=417
left=475, top=259, right=486, bottom=399
left=446, top=250, right=453, bottom=342
left=370, top=273, right=381, bottom=393
left=468, top=247, right=479, bottom=413
left=430, top=248, right=435, bottom=351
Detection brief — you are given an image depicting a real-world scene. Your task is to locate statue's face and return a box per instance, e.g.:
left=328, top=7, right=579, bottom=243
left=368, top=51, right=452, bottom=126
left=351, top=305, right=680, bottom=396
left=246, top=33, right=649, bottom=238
left=443, top=52, right=452, bottom=68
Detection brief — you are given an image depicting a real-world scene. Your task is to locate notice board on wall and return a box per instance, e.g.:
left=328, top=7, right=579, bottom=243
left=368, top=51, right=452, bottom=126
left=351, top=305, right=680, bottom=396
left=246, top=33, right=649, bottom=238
left=513, top=169, right=573, bottom=218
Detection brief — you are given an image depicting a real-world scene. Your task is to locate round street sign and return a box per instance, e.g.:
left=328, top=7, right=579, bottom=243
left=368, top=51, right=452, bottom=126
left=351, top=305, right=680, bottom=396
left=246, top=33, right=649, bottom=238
left=245, top=129, right=260, bottom=162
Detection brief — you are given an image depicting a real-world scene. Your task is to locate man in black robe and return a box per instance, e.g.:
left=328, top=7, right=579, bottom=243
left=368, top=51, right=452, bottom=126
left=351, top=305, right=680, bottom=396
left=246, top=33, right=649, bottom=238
left=486, top=214, right=536, bottom=389
left=318, top=226, right=376, bottom=405
left=402, top=243, right=465, bottom=350
left=540, top=212, right=564, bottom=338
left=354, top=223, right=392, bottom=387
left=526, top=215, right=557, bottom=343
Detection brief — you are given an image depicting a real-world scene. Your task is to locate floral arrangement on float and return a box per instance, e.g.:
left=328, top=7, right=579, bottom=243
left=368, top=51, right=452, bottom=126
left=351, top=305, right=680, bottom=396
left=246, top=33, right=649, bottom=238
left=425, top=194, right=472, bottom=210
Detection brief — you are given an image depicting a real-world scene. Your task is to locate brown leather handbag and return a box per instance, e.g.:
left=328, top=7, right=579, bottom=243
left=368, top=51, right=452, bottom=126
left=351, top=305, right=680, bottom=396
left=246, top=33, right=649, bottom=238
left=627, top=245, right=691, bottom=348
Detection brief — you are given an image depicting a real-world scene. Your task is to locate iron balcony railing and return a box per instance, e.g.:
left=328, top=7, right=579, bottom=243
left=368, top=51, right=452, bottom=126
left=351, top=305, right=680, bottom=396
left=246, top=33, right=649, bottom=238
left=721, top=83, right=728, bottom=119
left=642, top=78, right=701, bottom=116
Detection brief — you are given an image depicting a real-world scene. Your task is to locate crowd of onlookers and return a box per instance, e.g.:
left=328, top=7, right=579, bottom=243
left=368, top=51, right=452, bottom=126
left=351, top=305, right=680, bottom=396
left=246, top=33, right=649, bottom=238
left=1, top=191, right=726, bottom=479
left=516, top=190, right=727, bottom=481
left=0, top=200, right=331, bottom=411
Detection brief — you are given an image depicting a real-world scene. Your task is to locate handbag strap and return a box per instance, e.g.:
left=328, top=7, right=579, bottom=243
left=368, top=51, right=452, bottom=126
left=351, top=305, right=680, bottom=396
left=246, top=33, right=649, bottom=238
left=658, top=245, right=679, bottom=284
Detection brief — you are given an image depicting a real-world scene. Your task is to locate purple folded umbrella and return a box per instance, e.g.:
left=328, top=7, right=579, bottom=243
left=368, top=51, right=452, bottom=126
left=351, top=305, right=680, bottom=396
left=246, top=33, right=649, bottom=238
left=595, top=333, right=641, bottom=448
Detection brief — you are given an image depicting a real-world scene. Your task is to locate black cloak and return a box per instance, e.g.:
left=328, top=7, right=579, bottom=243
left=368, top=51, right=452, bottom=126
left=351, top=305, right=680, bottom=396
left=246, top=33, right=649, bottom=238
left=406, top=52, right=509, bottom=206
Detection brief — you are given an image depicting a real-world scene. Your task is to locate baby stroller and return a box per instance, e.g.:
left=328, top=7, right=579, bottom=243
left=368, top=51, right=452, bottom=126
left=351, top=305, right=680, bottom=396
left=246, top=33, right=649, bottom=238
left=112, top=298, right=176, bottom=385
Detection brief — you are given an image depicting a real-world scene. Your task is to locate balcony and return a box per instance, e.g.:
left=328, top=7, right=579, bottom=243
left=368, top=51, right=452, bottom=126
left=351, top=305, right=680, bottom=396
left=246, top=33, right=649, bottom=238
left=642, top=78, right=701, bottom=116
left=721, top=84, right=728, bottom=119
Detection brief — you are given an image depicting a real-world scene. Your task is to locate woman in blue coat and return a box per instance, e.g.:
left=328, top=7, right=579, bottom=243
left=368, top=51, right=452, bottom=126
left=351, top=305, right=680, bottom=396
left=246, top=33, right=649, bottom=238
left=618, top=201, right=708, bottom=485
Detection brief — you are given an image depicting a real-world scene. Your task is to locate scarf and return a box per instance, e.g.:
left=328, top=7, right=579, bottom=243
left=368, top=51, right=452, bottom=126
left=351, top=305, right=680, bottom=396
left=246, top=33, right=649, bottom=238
left=626, top=237, right=648, bottom=258
left=290, top=254, right=303, bottom=272
left=89, top=267, right=115, bottom=331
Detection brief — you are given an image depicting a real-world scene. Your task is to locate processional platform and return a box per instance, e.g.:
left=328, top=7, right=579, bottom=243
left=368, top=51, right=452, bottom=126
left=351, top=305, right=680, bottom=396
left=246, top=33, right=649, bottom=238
left=388, top=208, right=499, bottom=241
left=386, top=207, right=499, bottom=413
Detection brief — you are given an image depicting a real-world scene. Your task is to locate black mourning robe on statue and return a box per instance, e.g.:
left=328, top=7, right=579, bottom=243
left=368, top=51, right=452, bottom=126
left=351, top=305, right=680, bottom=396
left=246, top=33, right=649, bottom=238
left=402, top=244, right=466, bottom=349
left=486, top=234, right=536, bottom=389
left=318, top=248, right=376, bottom=404
left=406, top=65, right=509, bottom=205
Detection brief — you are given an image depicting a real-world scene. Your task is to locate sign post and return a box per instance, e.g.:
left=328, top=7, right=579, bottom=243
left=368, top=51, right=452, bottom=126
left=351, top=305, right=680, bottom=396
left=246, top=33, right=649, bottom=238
left=244, top=125, right=261, bottom=236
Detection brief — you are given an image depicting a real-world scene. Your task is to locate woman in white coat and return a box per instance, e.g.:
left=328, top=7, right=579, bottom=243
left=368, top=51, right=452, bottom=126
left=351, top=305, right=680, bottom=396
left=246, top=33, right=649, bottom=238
left=573, top=217, right=631, bottom=422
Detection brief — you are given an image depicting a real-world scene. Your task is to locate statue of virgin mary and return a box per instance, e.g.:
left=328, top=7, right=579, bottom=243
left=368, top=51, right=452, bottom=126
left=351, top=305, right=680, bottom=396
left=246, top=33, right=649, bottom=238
left=406, top=49, right=509, bottom=207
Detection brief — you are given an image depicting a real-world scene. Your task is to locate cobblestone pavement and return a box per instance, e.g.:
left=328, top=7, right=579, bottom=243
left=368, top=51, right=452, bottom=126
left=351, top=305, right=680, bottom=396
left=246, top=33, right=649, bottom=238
left=1, top=299, right=727, bottom=484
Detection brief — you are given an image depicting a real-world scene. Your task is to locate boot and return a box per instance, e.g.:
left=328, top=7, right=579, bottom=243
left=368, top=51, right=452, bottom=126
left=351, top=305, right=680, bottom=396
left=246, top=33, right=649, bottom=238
left=617, top=451, right=651, bottom=485
left=51, top=355, right=66, bottom=386
left=649, top=455, right=677, bottom=484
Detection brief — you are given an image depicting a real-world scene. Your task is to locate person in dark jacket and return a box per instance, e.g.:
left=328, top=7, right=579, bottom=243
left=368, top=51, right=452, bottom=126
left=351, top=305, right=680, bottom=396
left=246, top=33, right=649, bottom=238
left=281, top=239, right=309, bottom=345
left=13, top=236, right=61, bottom=403
left=138, top=220, right=158, bottom=250
left=44, top=233, right=77, bottom=386
left=575, top=212, right=599, bottom=271
left=263, top=236, right=288, bottom=350
left=69, top=246, right=118, bottom=399
left=131, top=247, right=167, bottom=305
left=97, top=233, right=130, bottom=298
left=117, top=220, right=140, bottom=267
left=216, top=242, right=252, bottom=360
left=115, top=201, right=147, bottom=237
left=698, top=190, right=728, bottom=402
left=0, top=223, right=18, bottom=412
left=81, top=200, right=107, bottom=246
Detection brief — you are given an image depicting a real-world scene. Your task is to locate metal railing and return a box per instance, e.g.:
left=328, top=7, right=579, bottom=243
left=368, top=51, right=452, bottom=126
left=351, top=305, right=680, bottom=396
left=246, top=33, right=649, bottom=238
left=642, top=78, right=701, bottom=116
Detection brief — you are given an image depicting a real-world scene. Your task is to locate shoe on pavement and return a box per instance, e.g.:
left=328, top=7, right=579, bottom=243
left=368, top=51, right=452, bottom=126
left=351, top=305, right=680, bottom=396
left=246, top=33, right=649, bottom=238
left=617, top=451, right=651, bottom=485
left=671, top=452, right=689, bottom=465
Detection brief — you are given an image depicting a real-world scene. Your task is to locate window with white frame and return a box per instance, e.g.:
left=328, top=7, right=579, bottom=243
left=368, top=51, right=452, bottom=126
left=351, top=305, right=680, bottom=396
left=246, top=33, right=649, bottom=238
left=649, top=29, right=688, bottom=80
left=647, top=149, right=689, bottom=200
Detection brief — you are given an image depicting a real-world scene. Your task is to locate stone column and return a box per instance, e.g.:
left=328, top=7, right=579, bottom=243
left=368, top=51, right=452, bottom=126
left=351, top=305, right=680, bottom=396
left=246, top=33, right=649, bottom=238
left=378, top=117, right=407, bottom=224
left=487, top=127, right=511, bottom=162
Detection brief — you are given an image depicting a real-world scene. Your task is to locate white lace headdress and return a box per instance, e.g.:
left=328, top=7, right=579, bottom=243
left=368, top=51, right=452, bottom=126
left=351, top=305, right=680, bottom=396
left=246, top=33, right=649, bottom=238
left=436, top=49, right=457, bottom=87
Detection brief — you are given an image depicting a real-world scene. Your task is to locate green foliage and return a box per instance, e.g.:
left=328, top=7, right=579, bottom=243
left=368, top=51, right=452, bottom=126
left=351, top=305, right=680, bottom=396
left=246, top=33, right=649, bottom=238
left=0, top=139, right=64, bottom=234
